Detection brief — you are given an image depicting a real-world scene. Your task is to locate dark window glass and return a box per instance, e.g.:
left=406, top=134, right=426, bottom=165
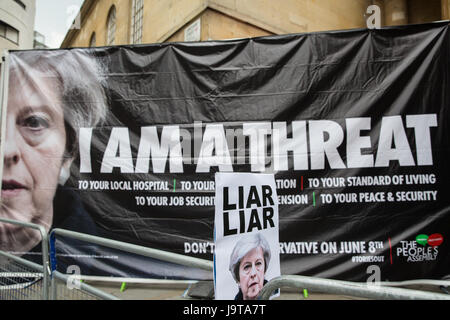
left=0, top=20, right=19, bottom=44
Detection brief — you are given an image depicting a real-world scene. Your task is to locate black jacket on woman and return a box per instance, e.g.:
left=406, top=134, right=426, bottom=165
left=234, top=279, right=268, bottom=300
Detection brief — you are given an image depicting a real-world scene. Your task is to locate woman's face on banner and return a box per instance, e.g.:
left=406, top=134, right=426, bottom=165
left=238, top=246, right=265, bottom=300
left=0, top=70, right=67, bottom=252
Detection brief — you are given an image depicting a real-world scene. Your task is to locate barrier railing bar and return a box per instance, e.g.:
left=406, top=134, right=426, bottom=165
left=51, top=270, right=119, bottom=300
left=258, top=275, right=450, bottom=300
left=50, top=228, right=214, bottom=272
left=0, top=217, right=50, bottom=299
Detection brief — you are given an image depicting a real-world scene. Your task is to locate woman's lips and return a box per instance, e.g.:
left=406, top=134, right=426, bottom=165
left=1, top=180, right=27, bottom=197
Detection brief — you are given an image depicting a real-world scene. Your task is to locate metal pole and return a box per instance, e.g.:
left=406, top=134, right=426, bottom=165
left=0, top=50, right=10, bottom=195
left=51, top=228, right=214, bottom=272
left=51, top=275, right=57, bottom=300
left=258, top=275, right=450, bottom=300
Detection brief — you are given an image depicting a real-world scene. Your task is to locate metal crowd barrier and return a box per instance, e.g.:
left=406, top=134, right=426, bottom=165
left=49, top=228, right=214, bottom=300
left=2, top=216, right=450, bottom=300
left=0, top=250, right=46, bottom=300
left=50, top=228, right=214, bottom=272
left=0, top=220, right=214, bottom=300
left=0, top=217, right=50, bottom=300
left=48, top=229, right=450, bottom=300
left=0, top=218, right=118, bottom=300
left=258, top=275, right=450, bottom=300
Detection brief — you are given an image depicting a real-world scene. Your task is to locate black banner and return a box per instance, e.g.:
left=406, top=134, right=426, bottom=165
left=2, top=21, right=450, bottom=282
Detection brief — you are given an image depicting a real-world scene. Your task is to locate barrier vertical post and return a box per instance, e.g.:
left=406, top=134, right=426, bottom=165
left=0, top=50, right=10, bottom=194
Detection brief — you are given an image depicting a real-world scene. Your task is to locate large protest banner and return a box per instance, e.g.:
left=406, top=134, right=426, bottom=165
left=1, top=21, right=449, bottom=282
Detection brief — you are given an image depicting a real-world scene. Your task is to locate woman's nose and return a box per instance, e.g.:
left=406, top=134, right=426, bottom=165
left=250, top=264, right=257, bottom=276
left=3, top=125, right=20, bottom=166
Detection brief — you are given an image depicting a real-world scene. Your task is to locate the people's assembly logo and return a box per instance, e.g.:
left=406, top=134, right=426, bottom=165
left=396, top=233, right=443, bottom=262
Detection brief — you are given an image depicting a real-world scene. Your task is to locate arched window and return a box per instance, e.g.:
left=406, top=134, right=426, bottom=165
left=106, top=5, right=116, bottom=45
left=130, top=0, right=143, bottom=44
left=89, top=32, right=96, bottom=47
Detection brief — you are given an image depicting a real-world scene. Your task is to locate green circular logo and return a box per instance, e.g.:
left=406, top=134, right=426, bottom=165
left=416, top=234, right=428, bottom=246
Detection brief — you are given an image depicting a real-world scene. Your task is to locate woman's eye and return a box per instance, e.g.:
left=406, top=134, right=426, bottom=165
left=22, top=116, right=49, bottom=130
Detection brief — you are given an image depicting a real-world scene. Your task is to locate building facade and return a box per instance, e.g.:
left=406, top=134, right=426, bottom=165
left=0, top=0, right=36, bottom=51
left=61, top=0, right=450, bottom=48
left=33, top=30, right=48, bottom=49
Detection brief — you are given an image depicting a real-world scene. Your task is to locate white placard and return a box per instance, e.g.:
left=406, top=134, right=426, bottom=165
left=214, top=172, right=280, bottom=300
